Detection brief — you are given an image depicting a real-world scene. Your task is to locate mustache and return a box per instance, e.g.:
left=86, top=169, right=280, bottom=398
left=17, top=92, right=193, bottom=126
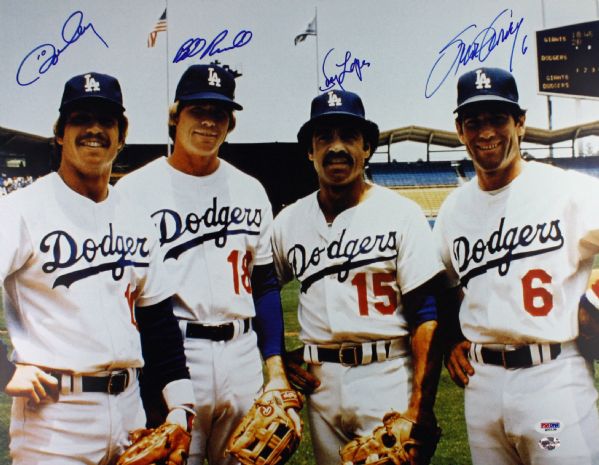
left=77, top=133, right=110, bottom=147
left=323, top=151, right=353, bottom=166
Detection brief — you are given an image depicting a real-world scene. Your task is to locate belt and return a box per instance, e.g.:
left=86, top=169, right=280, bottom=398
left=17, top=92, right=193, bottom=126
left=470, top=342, right=562, bottom=369
left=303, top=339, right=409, bottom=367
left=49, top=369, right=136, bottom=395
left=185, top=319, right=251, bottom=341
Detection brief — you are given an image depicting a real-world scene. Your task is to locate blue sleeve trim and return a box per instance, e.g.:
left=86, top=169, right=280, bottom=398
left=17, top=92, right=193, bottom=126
left=409, top=295, right=438, bottom=327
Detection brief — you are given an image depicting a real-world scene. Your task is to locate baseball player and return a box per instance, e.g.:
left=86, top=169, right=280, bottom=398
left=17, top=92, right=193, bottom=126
left=272, top=90, right=445, bottom=465
left=0, top=72, right=195, bottom=464
left=116, top=64, right=297, bottom=465
left=435, top=67, right=599, bottom=464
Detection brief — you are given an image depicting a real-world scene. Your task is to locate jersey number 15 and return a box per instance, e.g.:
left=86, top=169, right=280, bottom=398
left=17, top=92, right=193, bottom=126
left=351, top=271, right=397, bottom=316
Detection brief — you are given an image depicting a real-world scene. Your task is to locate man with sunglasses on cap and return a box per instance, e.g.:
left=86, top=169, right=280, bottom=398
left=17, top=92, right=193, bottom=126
left=116, top=64, right=298, bottom=464
left=435, top=67, right=599, bottom=464
left=0, top=72, right=195, bottom=464
left=271, top=89, right=445, bottom=465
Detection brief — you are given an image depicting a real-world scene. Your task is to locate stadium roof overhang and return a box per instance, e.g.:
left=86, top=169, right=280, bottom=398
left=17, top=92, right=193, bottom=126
left=378, top=120, right=599, bottom=159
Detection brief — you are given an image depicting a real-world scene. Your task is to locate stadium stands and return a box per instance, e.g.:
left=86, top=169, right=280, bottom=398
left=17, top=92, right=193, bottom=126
left=369, top=156, right=599, bottom=219
left=391, top=187, right=455, bottom=217
left=549, top=156, right=599, bottom=178
left=369, top=161, right=460, bottom=187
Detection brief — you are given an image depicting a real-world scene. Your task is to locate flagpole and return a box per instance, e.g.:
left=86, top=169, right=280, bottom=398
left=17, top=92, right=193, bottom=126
left=165, top=0, right=171, bottom=156
left=314, top=6, right=319, bottom=95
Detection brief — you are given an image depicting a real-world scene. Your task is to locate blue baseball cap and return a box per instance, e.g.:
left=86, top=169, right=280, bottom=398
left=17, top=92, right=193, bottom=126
left=174, top=64, right=242, bottom=110
left=59, top=72, right=125, bottom=113
left=455, top=67, right=521, bottom=113
left=297, top=90, right=379, bottom=154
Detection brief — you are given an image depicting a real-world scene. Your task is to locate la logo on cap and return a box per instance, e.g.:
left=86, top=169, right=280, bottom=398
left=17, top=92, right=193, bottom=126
left=327, top=90, right=342, bottom=107
left=84, top=73, right=101, bottom=93
left=475, top=69, right=491, bottom=90
left=208, top=67, right=221, bottom=87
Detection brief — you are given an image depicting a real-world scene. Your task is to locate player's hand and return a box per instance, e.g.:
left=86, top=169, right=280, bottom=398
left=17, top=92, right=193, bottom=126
left=445, top=340, right=474, bottom=388
left=283, top=347, right=320, bottom=395
left=5, top=364, right=59, bottom=405
left=401, top=408, right=438, bottom=465
left=263, top=381, right=303, bottom=435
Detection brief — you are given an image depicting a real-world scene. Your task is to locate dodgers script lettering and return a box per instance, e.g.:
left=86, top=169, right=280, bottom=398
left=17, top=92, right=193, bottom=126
left=453, top=217, right=564, bottom=286
left=40, top=224, right=150, bottom=288
left=151, top=197, right=262, bottom=260
left=287, top=228, right=398, bottom=292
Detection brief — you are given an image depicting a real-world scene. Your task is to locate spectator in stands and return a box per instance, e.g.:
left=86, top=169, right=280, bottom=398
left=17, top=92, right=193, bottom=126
left=0, top=175, right=35, bottom=196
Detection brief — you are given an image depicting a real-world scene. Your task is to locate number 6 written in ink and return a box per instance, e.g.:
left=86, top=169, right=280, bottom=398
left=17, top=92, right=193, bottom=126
left=351, top=271, right=397, bottom=316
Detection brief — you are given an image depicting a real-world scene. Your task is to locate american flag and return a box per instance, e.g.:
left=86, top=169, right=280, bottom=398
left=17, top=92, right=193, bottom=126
left=147, top=9, right=167, bottom=48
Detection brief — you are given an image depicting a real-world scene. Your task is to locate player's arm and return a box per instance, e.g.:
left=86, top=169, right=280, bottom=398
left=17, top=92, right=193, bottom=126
left=251, top=263, right=302, bottom=432
left=402, top=272, right=445, bottom=427
left=2, top=339, right=59, bottom=404
left=0, top=203, right=59, bottom=405
left=576, top=278, right=599, bottom=360
left=437, top=284, right=473, bottom=388
left=431, top=202, right=472, bottom=388
left=135, top=297, right=195, bottom=431
left=250, top=263, right=288, bottom=388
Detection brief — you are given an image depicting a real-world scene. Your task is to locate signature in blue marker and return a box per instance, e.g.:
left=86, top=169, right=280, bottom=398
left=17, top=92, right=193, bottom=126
left=173, top=29, right=253, bottom=64
left=320, top=48, right=371, bottom=92
left=16, top=11, right=108, bottom=87
left=425, top=9, right=528, bottom=98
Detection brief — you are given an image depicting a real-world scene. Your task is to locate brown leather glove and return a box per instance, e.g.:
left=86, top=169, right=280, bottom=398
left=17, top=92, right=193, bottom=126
left=226, top=389, right=303, bottom=465
left=117, top=423, right=191, bottom=465
left=340, top=411, right=441, bottom=465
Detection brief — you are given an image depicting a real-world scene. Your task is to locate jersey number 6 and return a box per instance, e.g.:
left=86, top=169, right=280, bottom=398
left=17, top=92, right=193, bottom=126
left=351, top=271, right=397, bottom=316
left=521, top=269, right=553, bottom=316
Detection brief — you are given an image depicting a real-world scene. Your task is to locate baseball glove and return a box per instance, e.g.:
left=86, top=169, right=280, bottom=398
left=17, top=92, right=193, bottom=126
left=340, top=411, right=441, bottom=465
left=226, top=389, right=303, bottom=465
left=577, top=304, right=599, bottom=360
left=116, top=423, right=191, bottom=465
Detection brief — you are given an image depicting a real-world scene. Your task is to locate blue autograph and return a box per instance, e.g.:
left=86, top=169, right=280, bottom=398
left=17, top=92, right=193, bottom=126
left=173, top=29, right=253, bottom=63
left=320, top=48, right=371, bottom=91
left=16, top=11, right=108, bottom=87
left=425, top=9, right=528, bottom=98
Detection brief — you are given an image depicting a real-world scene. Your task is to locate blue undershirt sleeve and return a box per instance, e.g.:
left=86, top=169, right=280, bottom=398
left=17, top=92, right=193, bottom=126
left=251, top=263, right=285, bottom=359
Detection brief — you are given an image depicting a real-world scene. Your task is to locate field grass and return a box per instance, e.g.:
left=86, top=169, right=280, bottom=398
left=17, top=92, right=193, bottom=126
left=0, top=283, right=597, bottom=464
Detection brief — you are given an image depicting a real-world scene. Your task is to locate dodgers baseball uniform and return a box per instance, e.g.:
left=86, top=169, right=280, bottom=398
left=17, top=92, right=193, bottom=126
left=272, top=183, right=443, bottom=464
left=116, top=157, right=273, bottom=464
left=434, top=160, right=599, bottom=464
left=0, top=172, right=173, bottom=465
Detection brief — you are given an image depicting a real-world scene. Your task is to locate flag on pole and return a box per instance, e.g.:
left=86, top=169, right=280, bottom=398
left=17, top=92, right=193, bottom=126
left=147, top=9, right=167, bottom=48
left=294, top=16, right=317, bottom=45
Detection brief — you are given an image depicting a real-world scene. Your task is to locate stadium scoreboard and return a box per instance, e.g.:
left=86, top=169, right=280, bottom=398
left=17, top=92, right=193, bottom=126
left=536, top=20, right=599, bottom=99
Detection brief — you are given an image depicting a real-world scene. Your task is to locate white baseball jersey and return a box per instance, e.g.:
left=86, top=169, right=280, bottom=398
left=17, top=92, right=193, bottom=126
left=434, top=160, right=599, bottom=344
left=0, top=172, right=173, bottom=372
left=272, top=184, right=444, bottom=344
left=115, top=157, right=273, bottom=322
